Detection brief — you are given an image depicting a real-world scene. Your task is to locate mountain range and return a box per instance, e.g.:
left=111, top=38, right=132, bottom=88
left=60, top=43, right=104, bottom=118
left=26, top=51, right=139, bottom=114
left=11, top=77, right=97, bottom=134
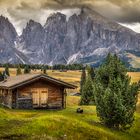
left=0, top=7, right=140, bottom=67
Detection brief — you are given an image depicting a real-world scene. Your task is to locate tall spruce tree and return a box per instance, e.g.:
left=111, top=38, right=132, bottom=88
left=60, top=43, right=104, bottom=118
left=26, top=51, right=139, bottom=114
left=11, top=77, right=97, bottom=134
left=16, top=65, right=22, bottom=75
left=80, top=75, right=94, bottom=105
left=94, top=54, right=139, bottom=130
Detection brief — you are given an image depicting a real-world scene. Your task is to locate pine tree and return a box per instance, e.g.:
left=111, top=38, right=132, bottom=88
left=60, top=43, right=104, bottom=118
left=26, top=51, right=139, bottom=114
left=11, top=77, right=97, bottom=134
left=24, top=65, right=31, bottom=74
left=80, top=68, right=86, bottom=93
left=4, top=65, right=10, bottom=76
left=16, top=65, right=22, bottom=75
left=87, top=66, right=95, bottom=80
left=94, top=54, right=139, bottom=130
left=80, top=75, right=94, bottom=105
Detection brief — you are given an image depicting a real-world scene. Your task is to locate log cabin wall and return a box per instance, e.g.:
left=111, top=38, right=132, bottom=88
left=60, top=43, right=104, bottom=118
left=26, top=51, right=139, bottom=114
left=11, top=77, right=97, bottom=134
left=47, top=84, right=63, bottom=109
left=14, top=79, right=65, bottom=109
left=12, top=89, right=17, bottom=109
left=0, top=89, right=12, bottom=108
left=0, top=89, right=3, bottom=104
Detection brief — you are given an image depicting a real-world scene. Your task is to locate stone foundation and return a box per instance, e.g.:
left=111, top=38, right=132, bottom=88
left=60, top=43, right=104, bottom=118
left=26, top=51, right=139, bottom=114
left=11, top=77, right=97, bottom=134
left=17, top=98, right=33, bottom=109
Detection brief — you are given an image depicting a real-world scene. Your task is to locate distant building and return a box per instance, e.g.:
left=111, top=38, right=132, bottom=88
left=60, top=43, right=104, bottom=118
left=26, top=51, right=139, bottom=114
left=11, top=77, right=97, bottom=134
left=0, top=74, right=76, bottom=109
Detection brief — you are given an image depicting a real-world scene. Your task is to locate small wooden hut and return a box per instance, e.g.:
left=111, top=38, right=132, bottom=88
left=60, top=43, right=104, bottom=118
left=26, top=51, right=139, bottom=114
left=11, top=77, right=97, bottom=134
left=0, top=74, right=76, bottom=109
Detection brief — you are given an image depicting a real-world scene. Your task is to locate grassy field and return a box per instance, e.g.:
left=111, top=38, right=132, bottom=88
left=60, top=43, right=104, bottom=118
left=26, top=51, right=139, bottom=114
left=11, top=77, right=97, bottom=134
left=0, top=96, right=140, bottom=140
left=0, top=69, right=140, bottom=139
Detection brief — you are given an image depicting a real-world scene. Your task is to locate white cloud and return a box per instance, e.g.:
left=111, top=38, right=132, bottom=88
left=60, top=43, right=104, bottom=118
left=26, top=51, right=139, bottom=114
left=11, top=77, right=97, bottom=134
left=120, top=23, right=140, bottom=33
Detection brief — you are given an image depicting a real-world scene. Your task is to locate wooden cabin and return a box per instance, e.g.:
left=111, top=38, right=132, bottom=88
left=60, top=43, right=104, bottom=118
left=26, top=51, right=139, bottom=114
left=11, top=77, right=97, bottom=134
left=0, top=74, right=76, bottom=109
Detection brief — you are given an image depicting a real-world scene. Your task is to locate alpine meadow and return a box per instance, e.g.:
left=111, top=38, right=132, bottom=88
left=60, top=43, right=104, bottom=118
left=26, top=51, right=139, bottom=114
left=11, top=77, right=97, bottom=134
left=0, top=0, right=140, bottom=140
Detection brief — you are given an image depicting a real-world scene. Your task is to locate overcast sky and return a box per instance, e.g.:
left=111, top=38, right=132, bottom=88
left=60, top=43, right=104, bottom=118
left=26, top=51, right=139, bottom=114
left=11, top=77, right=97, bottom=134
left=0, top=0, right=140, bottom=35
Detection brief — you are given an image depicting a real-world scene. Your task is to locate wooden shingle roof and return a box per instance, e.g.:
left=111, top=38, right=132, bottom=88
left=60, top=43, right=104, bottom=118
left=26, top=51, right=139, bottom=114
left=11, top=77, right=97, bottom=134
left=0, top=74, right=77, bottom=89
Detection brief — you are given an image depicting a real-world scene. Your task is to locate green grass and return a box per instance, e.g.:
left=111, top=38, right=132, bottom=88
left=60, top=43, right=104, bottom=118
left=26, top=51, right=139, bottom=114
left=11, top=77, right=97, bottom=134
left=0, top=71, right=140, bottom=139
left=0, top=96, right=140, bottom=140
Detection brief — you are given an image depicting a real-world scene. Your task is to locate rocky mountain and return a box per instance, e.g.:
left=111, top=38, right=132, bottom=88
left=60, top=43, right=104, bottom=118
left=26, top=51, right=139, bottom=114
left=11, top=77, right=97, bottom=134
left=0, top=16, right=29, bottom=64
left=0, top=7, right=140, bottom=67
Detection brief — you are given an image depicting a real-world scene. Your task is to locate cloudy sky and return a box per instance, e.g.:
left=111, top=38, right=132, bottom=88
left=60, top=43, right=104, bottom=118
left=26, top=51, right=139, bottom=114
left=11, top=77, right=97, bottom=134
left=0, top=0, right=140, bottom=35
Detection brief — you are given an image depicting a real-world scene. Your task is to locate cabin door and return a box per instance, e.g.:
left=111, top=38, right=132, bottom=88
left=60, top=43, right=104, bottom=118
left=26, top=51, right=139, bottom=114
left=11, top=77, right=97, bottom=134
left=32, top=89, right=40, bottom=108
left=32, top=88, right=48, bottom=108
left=40, top=88, right=48, bottom=107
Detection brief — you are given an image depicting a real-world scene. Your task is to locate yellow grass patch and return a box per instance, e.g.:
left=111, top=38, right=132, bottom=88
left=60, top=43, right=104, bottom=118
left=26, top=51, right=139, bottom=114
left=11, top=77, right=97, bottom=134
left=127, top=72, right=140, bottom=83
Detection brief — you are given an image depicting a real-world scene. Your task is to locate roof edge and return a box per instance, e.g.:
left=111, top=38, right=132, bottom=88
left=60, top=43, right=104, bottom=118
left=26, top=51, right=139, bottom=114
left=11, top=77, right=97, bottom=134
left=0, top=74, right=77, bottom=89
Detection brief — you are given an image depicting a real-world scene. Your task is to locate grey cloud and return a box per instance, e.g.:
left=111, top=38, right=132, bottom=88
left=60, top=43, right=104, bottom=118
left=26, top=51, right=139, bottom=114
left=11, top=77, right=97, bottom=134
left=38, top=0, right=140, bottom=23
left=1, top=0, right=140, bottom=34
left=1, top=0, right=140, bottom=22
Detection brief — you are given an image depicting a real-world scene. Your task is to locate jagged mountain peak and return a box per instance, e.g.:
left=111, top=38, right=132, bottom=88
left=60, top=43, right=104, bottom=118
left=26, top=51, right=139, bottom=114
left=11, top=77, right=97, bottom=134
left=27, top=19, right=41, bottom=26
left=20, top=19, right=45, bottom=50
left=0, top=8, right=140, bottom=67
left=0, top=15, right=28, bottom=64
left=46, top=12, right=66, bottom=22
left=0, top=15, right=10, bottom=23
left=0, top=15, right=17, bottom=38
left=0, top=15, right=7, bottom=21
left=23, top=19, right=43, bottom=32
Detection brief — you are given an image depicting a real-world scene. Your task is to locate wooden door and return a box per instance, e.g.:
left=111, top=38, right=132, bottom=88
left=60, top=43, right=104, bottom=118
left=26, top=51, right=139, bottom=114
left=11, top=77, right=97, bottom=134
left=32, top=88, right=48, bottom=108
left=32, top=88, right=40, bottom=108
left=40, top=88, right=48, bottom=107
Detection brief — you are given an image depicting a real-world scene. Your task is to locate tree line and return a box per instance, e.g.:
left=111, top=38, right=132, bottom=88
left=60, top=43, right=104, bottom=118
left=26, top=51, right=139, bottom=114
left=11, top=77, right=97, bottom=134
left=0, top=63, right=84, bottom=71
left=80, top=54, right=140, bottom=130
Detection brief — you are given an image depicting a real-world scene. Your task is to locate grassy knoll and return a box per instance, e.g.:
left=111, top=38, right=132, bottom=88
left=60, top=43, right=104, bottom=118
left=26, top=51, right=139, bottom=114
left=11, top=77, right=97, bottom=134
left=0, top=96, right=140, bottom=140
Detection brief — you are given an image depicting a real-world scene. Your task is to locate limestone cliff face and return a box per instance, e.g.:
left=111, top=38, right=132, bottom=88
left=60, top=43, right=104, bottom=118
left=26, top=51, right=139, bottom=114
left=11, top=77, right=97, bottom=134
left=0, top=7, right=140, bottom=66
left=18, top=20, right=46, bottom=64
left=0, top=16, right=28, bottom=64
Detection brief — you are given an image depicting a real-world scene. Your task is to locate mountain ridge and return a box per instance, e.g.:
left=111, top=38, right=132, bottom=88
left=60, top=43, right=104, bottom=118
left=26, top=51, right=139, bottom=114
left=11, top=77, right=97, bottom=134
left=0, top=7, right=140, bottom=67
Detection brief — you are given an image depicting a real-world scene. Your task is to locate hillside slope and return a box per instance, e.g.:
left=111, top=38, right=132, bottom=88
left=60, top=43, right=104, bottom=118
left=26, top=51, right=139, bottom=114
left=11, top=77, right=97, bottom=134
left=0, top=96, right=140, bottom=140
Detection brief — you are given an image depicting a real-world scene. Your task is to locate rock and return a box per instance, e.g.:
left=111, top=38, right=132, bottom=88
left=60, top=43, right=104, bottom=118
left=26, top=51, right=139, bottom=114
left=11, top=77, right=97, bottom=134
left=77, top=108, right=83, bottom=113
